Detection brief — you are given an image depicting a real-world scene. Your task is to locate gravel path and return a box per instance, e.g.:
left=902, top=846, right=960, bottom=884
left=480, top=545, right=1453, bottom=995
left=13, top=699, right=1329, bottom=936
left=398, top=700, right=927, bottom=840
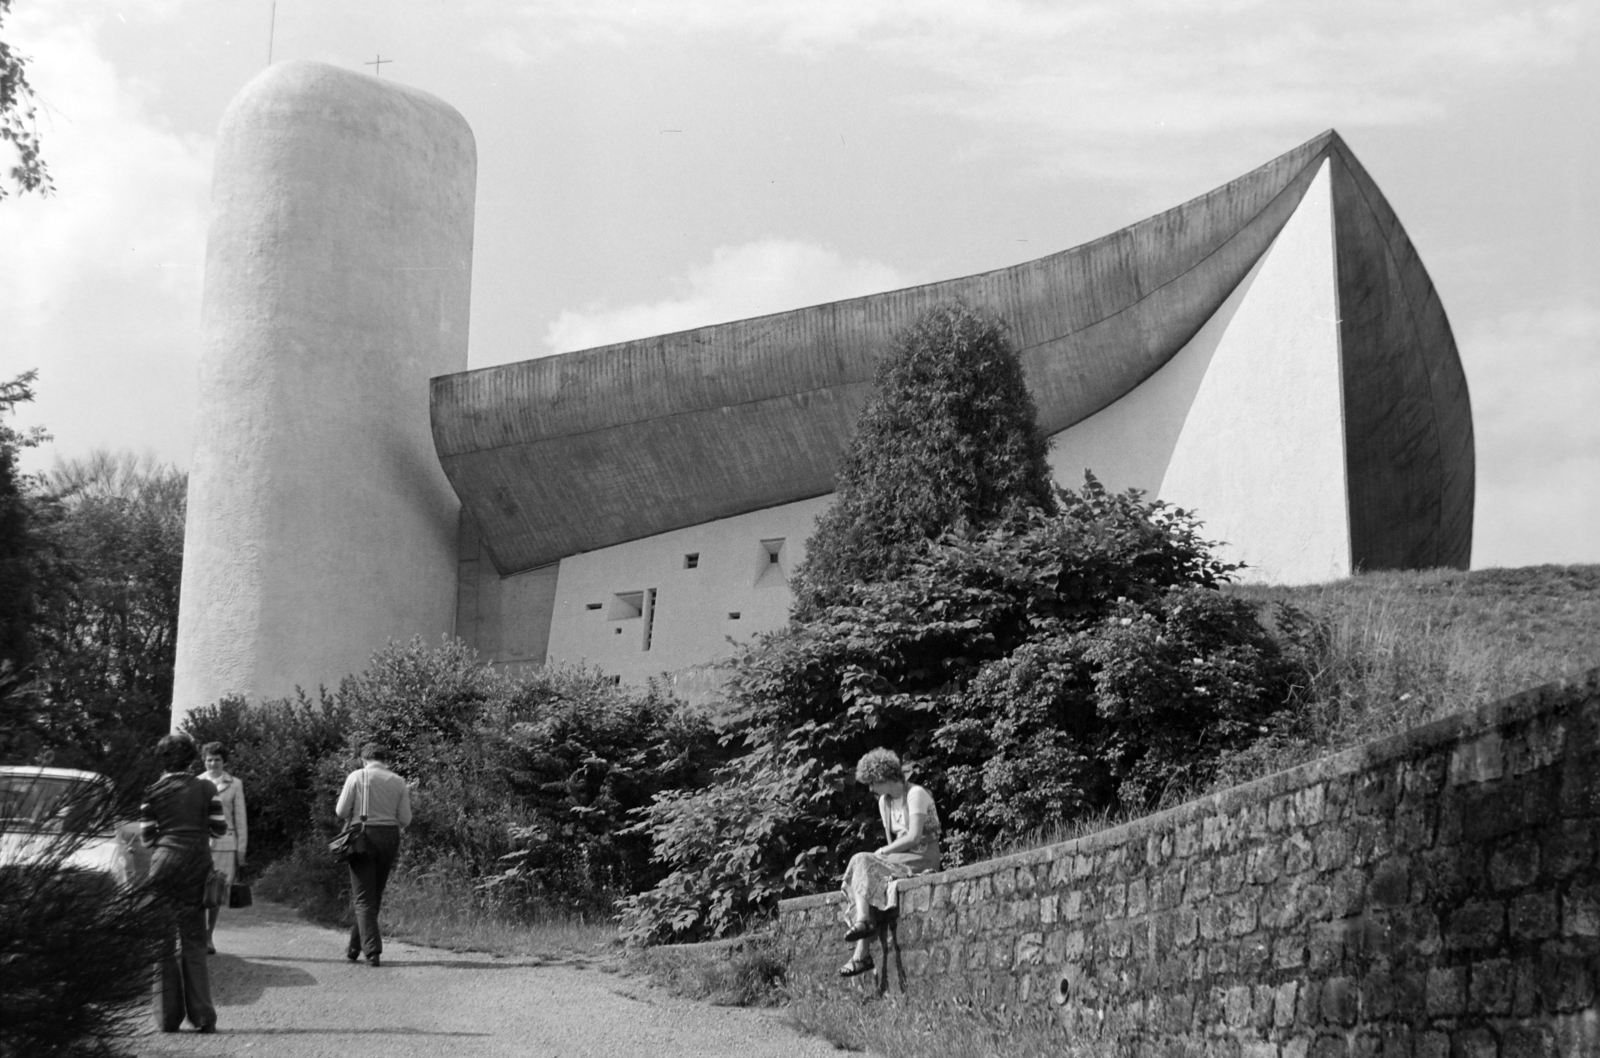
left=129, top=901, right=841, bottom=1058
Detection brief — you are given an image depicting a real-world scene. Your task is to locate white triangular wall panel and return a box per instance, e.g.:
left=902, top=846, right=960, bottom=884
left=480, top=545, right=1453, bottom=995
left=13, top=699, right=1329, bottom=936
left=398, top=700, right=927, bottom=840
left=1157, top=159, right=1349, bottom=583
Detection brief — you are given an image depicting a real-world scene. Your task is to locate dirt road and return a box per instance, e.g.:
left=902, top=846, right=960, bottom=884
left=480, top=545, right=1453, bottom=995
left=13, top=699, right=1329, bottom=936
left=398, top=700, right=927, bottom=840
left=129, top=901, right=840, bottom=1058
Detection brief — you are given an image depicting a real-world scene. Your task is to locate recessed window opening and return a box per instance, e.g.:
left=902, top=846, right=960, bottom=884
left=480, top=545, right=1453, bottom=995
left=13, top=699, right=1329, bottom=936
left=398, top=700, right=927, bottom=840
left=761, top=538, right=785, bottom=563
left=585, top=603, right=602, bottom=611
left=608, top=591, right=644, bottom=620
left=643, top=589, right=657, bottom=651
left=684, top=553, right=699, bottom=569
left=728, top=611, right=741, bottom=620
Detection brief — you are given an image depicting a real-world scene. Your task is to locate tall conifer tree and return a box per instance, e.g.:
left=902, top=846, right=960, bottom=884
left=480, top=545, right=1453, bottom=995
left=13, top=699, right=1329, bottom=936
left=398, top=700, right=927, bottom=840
left=791, top=304, right=1053, bottom=617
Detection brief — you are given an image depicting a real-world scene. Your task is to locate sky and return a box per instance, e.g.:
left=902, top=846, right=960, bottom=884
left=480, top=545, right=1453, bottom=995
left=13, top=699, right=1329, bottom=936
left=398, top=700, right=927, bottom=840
left=1, top=0, right=1596, bottom=570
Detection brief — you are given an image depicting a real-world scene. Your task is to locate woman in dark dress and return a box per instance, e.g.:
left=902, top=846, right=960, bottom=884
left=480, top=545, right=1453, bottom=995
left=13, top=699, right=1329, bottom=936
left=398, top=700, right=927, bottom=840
left=139, top=734, right=227, bottom=1033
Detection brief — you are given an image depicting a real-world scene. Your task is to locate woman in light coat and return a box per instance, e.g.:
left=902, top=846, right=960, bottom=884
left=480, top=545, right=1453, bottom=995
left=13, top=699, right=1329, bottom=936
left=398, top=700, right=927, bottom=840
left=201, top=741, right=247, bottom=954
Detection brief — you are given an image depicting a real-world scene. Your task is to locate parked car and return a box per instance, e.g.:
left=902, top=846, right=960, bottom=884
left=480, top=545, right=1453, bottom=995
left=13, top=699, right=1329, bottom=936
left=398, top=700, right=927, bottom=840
left=0, top=766, right=148, bottom=891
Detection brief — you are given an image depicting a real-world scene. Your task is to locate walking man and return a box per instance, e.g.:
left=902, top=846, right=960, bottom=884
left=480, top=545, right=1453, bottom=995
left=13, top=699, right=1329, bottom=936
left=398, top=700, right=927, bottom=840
left=335, top=742, right=412, bottom=966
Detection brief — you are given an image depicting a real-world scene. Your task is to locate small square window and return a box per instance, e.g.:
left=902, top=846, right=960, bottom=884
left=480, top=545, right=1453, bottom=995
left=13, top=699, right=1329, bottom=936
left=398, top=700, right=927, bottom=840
left=728, top=611, right=741, bottom=620
left=684, top=553, right=700, bottom=569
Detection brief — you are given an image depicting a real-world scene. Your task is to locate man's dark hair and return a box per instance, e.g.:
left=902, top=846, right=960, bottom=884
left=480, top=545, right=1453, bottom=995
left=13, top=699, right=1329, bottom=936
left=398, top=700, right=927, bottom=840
left=155, top=734, right=195, bottom=773
left=359, top=742, right=386, bottom=762
left=200, top=741, right=227, bottom=762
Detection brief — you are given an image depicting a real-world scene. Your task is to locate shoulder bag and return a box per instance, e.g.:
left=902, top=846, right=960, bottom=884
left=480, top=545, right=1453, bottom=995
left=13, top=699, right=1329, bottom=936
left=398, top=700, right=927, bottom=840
left=328, top=769, right=371, bottom=863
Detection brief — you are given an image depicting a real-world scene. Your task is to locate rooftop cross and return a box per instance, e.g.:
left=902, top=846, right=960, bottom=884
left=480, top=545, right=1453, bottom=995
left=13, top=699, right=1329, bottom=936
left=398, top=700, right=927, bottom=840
left=364, top=54, right=392, bottom=77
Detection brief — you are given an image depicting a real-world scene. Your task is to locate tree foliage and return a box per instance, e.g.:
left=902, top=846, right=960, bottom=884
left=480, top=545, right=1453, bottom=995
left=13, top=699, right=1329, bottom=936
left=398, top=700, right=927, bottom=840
left=790, top=303, right=1054, bottom=617
left=1, top=0, right=52, bottom=199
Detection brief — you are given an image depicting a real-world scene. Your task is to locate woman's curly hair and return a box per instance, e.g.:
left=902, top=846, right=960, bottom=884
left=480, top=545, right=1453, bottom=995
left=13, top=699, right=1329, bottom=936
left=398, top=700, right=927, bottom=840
left=855, top=747, right=905, bottom=785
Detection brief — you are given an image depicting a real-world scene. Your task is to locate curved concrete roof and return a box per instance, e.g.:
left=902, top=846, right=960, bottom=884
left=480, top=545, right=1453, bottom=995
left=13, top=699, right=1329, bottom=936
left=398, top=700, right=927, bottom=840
left=432, top=130, right=1471, bottom=575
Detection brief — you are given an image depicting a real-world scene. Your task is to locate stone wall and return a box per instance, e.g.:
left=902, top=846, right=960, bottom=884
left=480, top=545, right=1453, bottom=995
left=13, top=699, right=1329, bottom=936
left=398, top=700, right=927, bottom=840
left=777, top=669, right=1600, bottom=1056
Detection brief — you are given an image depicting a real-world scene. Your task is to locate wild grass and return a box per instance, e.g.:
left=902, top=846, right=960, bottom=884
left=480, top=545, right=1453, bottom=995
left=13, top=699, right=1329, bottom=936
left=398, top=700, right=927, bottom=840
left=1214, top=564, right=1600, bottom=787
left=784, top=979, right=1107, bottom=1058
left=254, top=838, right=616, bottom=962
left=622, top=934, right=789, bottom=1005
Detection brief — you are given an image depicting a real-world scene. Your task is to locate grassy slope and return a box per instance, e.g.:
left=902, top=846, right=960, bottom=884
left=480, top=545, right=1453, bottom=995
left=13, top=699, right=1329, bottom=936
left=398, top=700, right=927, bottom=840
left=1214, top=564, right=1600, bottom=787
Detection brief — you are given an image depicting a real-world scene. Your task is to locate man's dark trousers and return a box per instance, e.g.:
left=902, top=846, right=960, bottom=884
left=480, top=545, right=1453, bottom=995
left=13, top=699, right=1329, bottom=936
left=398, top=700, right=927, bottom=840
left=150, top=844, right=215, bottom=1030
left=346, top=824, right=401, bottom=959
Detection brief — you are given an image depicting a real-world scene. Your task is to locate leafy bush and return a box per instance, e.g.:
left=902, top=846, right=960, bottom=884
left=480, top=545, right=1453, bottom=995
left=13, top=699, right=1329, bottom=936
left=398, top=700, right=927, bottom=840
left=180, top=690, right=351, bottom=864
left=791, top=304, right=1053, bottom=617
left=0, top=754, right=177, bottom=1058
left=622, top=477, right=1293, bottom=942
left=308, top=639, right=725, bottom=917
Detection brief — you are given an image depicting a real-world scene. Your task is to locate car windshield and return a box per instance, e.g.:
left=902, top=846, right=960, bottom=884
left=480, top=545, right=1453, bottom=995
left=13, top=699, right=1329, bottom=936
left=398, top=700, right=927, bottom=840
left=0, top=774, right=114, bottom=833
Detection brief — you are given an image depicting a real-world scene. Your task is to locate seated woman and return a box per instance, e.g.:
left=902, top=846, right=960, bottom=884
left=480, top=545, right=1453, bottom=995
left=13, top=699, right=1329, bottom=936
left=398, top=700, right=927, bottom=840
left=838, top=747, right=941, bottom=979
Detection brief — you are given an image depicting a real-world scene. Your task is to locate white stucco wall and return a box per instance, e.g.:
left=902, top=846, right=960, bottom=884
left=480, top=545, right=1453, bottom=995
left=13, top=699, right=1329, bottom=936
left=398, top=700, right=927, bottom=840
left=1046, top=160, right=1349, bottom=584
left=172, top=62, right=476, bottom=724
left=1156, top=160, right=1349, bottom=583
left=542, top=497, right=832, bottom=685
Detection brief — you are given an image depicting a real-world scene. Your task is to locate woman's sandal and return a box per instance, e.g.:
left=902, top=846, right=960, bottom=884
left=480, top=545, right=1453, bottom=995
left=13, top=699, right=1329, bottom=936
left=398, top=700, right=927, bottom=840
left=843, top=918, right=877, bottom=942
left=839, top=955, right=875, bottom=978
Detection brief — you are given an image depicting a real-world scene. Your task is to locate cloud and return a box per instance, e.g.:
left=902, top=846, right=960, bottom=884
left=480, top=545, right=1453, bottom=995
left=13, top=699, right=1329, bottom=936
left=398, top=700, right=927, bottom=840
left=490, top=0, right=1597, bottom=178
left=543, top=239, right=914, bottom=353
left=0, top=7, right=211, bottom=471
left=1458, top=302, right=1600, bottom=566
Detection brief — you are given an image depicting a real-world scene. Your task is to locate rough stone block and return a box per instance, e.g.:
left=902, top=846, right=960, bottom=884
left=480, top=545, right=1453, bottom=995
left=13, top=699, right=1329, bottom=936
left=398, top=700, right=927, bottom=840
left=1449, top=1027, right=1497, bottom=1058
left=1176, top=821, right=1201, bottom=859
left=1250, top=843, right=1285, bottom=885
left=1392, top=969, right=1427, bottom=1016
left=1500, top=1024, right=1555, bottom=1058
left=1274, top=936, right=1307, bottom=970
left=1489, top=840, right=1539, bottom=891
left=1310, top=1034, right=1349, bottom=1058
left=1380, top=1024, right=1412, bottom=1058
left=1404, top=753, right=1448, bottom=798
left=1512, top=956, right=1539, bottom=1016
left=1241, top=1042, right=1280, bottom=1058
left=1415, top=1030, right=1449, bottom=1058
left=1039, top=893, right=1059, bottom=926
left=1285, top=832, right=1316, bottom=876
left=1467, top=956, right=1512, bottom=1014
left=1127, top=878, right=1149, bottom=918
left=1542, top=818, right=1595, bottom=879
left=1562, top=882, right=1600, bottom=936
left=1275, top=980, right=1299, bottom=1028
left=1370, top=856, right=1411, bottom=908
left=1536, top=949, right=1595, bottom=1011
left=1283, top=1039, right=1312, bottom=1058
left=1355, top=766, right=1400, bottom=816
left=1425, top=966, right=1465, bottom=1016
left=1507, top=717, right=1566, bottom=776
left=1329, top=869, right=1367, bottom=917
left=1015, top=931, right=1043, bottom=967
left=1015, top=864, right=1037, bottom=895
left=1320, top=976, right=1358, bottom=1026
left=994, top=867, right=1016, bottom=897
left=1510, top=891, right=1558, bottom=940
left=1449, top=732, right=1505, bottom=785
left=1217, top=853, right=1246, bottom=895
left=1106, top=883, right=1128, bottom=920
left=1359, top=970, right=1394, bottom=1019
left=1310, top=921, right=1345, bottom=972
left=1444, top=900, right=1504, bottom=951
left=1295, top=784, right=1328, bottom=827
left=1225, top=984, right=1254, bottom=1028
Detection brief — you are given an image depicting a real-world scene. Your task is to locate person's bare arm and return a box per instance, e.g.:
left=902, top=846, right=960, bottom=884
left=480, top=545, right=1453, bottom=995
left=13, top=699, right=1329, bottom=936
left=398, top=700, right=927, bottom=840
left=876, top=811, right=924, bottom=855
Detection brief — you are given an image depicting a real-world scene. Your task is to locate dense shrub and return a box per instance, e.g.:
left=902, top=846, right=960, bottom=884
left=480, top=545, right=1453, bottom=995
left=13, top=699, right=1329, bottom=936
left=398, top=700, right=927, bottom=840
left=180, top=690, right=351, bottom=864
left=621, top=477, right=1295, bottom=943
left=0, top=754, right=179, bottom=1058
left=287, top=639, right=726, bottom=917
left=791, top=304, right=1053, bottom=617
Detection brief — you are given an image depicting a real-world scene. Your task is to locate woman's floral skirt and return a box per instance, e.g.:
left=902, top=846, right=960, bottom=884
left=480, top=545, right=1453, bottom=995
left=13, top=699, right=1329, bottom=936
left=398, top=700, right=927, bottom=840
left=840, top=851, right=934, bottom=922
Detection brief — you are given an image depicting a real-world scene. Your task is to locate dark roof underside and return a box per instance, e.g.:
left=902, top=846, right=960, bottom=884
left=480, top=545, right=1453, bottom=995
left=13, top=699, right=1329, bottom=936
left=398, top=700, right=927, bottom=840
left=432, top=130, right=1471, bottom=575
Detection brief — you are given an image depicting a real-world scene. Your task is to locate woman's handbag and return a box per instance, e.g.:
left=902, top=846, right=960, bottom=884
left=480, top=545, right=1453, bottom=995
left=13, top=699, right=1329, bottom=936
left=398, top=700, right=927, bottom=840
left=228, top=867, right=253, bottom=909
left=328, top=769, right=370, bottom=863
left=202, top=868, right=230, bottom=909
